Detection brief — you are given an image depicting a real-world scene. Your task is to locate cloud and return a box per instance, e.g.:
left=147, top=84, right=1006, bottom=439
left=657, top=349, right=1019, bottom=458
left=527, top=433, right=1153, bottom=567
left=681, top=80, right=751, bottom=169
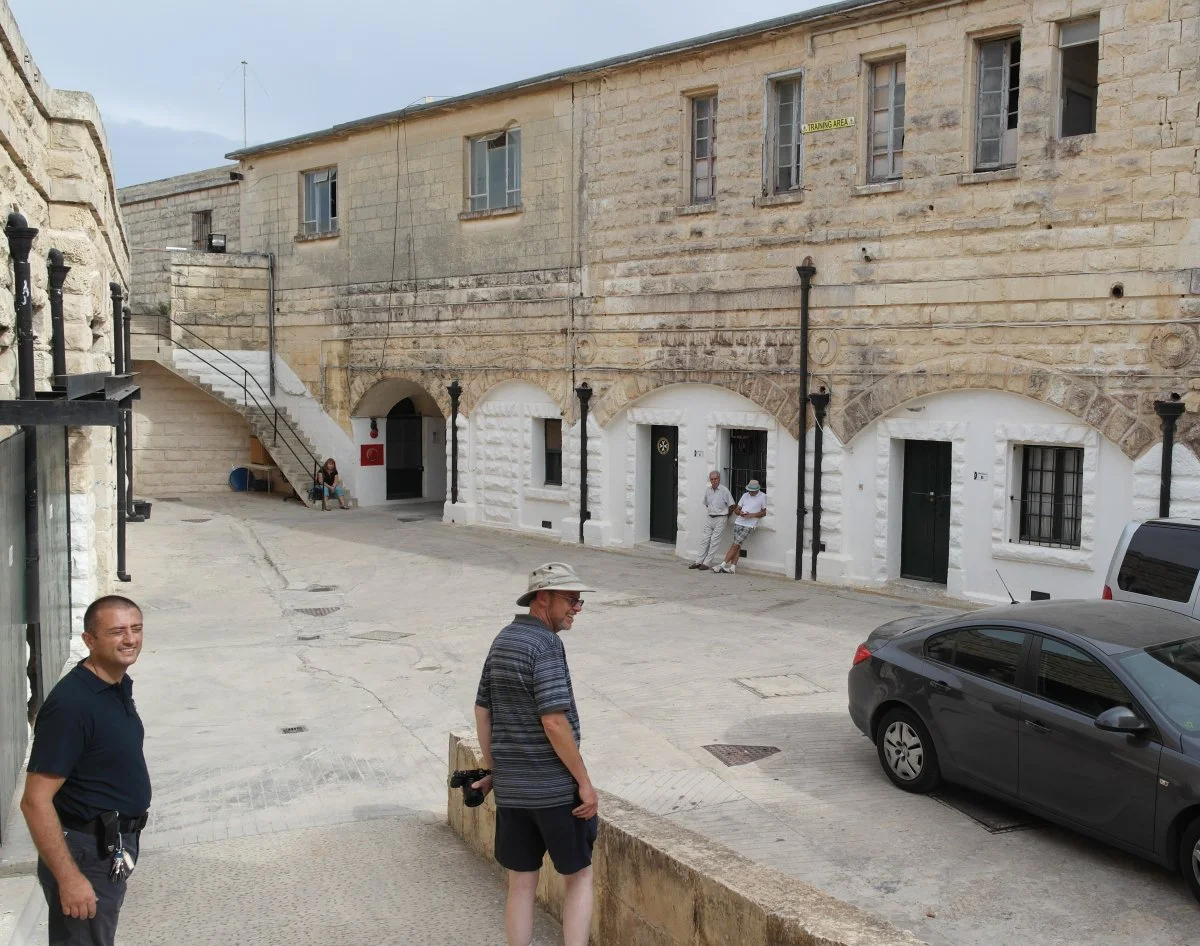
left=107, top=121, right=240, bottom=188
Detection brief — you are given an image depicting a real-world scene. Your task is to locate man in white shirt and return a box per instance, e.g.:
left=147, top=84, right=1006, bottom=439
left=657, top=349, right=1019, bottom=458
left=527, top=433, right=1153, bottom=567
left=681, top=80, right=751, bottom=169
left=690, top=471, right=734, bottom=570
left=713, top=480, right=766, bottom=574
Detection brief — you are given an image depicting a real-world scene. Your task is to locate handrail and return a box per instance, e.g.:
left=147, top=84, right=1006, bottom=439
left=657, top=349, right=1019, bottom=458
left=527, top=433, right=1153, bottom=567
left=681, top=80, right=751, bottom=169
left=159, top=315, right=323, bottom=496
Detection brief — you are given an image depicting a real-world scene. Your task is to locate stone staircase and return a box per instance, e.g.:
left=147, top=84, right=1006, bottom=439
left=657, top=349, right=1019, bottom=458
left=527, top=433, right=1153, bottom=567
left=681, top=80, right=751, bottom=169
left=169, top=349, right=344, bottom=508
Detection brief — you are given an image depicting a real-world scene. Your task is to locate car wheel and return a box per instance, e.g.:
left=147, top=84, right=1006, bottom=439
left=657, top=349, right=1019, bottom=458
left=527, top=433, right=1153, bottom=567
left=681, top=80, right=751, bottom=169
left=1178, top=816, right=1200, bottom=903
left=875, top=707, right=941, bottom=794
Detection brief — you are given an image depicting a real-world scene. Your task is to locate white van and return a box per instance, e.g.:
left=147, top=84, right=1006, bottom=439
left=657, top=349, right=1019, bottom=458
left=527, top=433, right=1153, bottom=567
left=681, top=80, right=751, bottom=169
left=1103, top=519, right=1200, bottom=618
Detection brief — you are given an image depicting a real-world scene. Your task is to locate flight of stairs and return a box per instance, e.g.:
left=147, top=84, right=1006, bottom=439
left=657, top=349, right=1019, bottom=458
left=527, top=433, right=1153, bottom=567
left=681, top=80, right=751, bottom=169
left=169, top=349, right=346, bottom=508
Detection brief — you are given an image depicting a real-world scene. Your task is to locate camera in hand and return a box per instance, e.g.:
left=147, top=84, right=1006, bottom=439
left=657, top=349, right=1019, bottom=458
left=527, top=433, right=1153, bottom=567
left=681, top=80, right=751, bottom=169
left=450, top=768, right=492, bottom=807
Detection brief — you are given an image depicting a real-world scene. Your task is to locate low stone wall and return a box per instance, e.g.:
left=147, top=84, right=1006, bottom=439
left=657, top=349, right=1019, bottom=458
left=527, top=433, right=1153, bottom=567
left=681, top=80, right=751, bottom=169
left=448, top=733, right=927, bottom=946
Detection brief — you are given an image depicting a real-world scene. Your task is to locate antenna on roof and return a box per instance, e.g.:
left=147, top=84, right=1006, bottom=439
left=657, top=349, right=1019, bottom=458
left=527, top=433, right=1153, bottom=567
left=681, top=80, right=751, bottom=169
left=995, top=569, right=1017, bottom=605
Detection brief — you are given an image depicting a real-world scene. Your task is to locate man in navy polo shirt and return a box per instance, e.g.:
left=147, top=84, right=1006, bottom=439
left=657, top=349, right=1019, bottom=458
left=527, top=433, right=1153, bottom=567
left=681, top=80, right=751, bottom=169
left=20, top=595, right=151, bottom=946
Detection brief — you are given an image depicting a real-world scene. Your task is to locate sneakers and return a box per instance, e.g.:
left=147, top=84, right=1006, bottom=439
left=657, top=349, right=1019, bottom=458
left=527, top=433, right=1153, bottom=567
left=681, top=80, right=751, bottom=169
left=712, top=563, right=736, bottom=574
left=725, top=563, right=736, bottom=574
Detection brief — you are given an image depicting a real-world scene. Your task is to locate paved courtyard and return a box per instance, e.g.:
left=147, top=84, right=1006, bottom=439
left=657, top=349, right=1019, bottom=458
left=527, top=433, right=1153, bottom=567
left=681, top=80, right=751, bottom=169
left=7, top=493, right=1200, bottom=945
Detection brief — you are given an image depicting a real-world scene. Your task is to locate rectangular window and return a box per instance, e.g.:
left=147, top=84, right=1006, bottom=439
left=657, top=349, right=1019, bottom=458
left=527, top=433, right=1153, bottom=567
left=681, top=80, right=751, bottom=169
left=543, top=419, right=562, bottom=487
left=1019, top=445, right=1083, bottom=549
left=691, top=94, right=717, bottom=203
left=191, top=210, right=212, bottom=250
left=976, top=37, right=1020, bottom=170
left=468, top=129, right=521, bottom=211
left=770, top=76, right=803, bottom=193
left=926, top=627, right=1027, bottom=686
left=302, top=167, right=338, bottom=235
left=1117, top=523, right=1200, bottom=603
left=868, top=59, right=905, bottom=182
left=1037, top=637, right=1132, bottom=718
left=724, top=428, right=767, bottom=498
left=1059, top=17, right=1099, bottom=137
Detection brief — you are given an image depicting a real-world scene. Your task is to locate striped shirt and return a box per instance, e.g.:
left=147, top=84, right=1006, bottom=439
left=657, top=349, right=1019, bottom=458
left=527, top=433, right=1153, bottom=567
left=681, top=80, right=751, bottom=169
left=475, top=614, right=580, bottom=808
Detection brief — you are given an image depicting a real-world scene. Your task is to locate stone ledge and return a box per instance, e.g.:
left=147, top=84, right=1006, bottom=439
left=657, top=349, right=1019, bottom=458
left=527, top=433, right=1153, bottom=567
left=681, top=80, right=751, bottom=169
left=458, top=205, right=523, bottom=221
left=448, top=732, right=928, bottom=946
left=957, top=167, right=1020, bottom=186
left=753, top=191, right=805, bottom=208
left=674, top=202, right=718, bottom=216
left=991, top=542, right=1095, bottom=571
left=294, top=230, right=340, bottom=244
left=850, top=180, right=904, bottom=197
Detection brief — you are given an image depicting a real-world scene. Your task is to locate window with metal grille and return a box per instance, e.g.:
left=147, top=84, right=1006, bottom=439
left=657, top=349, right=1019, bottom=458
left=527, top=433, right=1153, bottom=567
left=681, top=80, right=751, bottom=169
left=691, top=94, right=717, bottom=203
left=976, top=37, right=1020, bottom=170
left=1059, top=17, right=1099, bottom=137
left=770, top=76, right=803, bottom=193
left=469, top=129, right=521, bottom=211
left=868, top=59, right=905, bottom=182
left=302, top=167, right=338, bottom=235
left=1019, top=445, right=1083, bottom=548
left=191, top=210, right=212, bottom=250
left=724, top=428, right=766, bottom=498
left=543, top=418, right=562, bottom=486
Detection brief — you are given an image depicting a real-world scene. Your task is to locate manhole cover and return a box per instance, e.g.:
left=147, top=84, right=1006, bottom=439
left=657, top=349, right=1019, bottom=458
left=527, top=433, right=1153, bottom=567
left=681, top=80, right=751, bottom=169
left=350, top=629, right=413, bottom=642
left=931, top=785, right=1036, bottom=834
left=294, top=607, right=340, bottom=617
left=182, top=518, right=211, bottom=524
left=703, top=744, right=780, bottom=766
left=735, top=673, right=825, bottom=698
left=280, top=725, right=308, bottom=735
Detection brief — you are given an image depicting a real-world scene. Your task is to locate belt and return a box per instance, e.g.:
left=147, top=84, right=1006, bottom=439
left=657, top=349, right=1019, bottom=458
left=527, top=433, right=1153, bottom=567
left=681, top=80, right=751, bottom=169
left=709, top=512, right=728, bottom=517
left=60, top=813, right=148, bottom=835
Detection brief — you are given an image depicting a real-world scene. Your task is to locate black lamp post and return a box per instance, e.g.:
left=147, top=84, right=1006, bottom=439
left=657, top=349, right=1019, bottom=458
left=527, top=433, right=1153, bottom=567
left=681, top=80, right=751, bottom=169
left=807, top=387, right=831, bottom=581
left=447, top=380, right=462, bottom=505
left=1155, top=394, right=1187, bottom=518
left=575, top=383, right=592, bottom=544
left=110, top=283, right=130, bottom=581
left=47, top=248, right=70, bottom=384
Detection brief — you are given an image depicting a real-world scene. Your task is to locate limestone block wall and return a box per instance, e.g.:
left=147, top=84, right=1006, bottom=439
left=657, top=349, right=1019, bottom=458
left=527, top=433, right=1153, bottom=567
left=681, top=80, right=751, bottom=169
left=168, top=251, right=269, bottom=351
left=0, top=0, right=129, bottom=623
left=131, top=360, right=253, bottom=495
left=119, top=166, right=241, bottom=316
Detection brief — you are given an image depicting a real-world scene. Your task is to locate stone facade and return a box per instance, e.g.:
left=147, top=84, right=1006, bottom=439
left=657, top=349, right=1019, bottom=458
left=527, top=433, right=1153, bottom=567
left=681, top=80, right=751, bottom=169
left=0, top=0, right=129, bottom=621
left=118, top=166, right=240, bottom=318
left=122, top=0, right=1200, bottom=600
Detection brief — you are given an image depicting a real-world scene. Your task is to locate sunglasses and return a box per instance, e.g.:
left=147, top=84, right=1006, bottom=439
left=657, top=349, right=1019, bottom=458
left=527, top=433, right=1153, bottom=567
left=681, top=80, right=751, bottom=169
left=553, top=593, right=585, bottom=609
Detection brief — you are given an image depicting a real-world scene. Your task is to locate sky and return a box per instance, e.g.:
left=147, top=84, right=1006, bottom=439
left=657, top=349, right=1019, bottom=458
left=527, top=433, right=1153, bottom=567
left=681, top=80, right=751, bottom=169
left=9, top=0, right=823, bottom=188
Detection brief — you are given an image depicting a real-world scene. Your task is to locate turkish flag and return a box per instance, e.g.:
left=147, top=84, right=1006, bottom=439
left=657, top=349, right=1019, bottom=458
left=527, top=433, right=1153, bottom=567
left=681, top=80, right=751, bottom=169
left=360, top=444, right=384, bottom=466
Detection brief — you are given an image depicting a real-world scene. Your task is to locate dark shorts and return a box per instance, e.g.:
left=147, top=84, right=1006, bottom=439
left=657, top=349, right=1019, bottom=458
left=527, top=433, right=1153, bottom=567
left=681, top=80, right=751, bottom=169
left=495, top=803, right=598, bottom=875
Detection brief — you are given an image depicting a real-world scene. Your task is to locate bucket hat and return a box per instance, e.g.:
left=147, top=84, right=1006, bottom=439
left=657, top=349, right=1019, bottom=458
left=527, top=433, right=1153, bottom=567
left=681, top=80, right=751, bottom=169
left=517, top=562, right=595, bottom=607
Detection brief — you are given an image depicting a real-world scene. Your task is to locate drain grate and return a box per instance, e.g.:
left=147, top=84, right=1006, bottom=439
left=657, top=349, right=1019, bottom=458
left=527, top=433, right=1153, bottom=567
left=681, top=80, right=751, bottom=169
left=182, top=518, right=211, bottom=524
left=159, top=497, right=183, bottom=502
left=280, top=725, right=308, bottom=735
left=703, top=744, right=780, bottom=766
left=294, top=607, right=340, bottom=617
left=307, top=584, right=338, bottom=592
left=351, top=629, right=413, bottom=642
left=395, top=516, right=423, bottom=523
left=931, top=785, right=1036, bottom=834
left=297, top=633, right=321, bottom=641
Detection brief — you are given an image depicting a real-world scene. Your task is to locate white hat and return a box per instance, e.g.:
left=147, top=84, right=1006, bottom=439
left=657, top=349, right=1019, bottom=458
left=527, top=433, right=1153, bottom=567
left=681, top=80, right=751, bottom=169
left=746, top=480, right=761, bottom=492
left=517, top=562, right=595, bottom=607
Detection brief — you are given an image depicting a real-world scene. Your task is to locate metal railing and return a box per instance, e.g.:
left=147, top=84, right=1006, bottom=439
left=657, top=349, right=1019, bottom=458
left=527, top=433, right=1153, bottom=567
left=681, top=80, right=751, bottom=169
left=160, top=316, right=323, bottom=498
left=724, top=466, right=767, bottom=499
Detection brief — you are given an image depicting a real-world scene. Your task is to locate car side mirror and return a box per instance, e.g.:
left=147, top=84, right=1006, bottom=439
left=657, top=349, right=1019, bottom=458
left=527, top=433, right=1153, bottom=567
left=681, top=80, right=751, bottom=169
left=1095, top=705, right=1150, bottom=734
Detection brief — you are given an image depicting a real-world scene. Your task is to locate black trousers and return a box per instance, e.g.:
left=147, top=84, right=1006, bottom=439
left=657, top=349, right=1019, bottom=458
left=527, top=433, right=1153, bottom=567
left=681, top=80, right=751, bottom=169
left=38, top=827, right=140, bottom=946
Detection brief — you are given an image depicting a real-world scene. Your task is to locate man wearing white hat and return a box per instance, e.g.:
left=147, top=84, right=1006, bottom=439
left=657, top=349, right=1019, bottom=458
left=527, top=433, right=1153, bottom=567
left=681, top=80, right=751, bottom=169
left=712, top=479, right=767, bottom=574
left=472, top=563, right=598, bottom=946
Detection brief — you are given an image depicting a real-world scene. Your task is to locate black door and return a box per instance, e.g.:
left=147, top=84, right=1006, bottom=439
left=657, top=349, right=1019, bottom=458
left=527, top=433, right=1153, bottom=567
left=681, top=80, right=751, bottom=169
left=386, top=398, right=423, bottom=500
left=901, top=440, right=951, bottom=582
left=649, top=425, right=678, bottom=543
left=1018, top=636, right=1160, bottom=850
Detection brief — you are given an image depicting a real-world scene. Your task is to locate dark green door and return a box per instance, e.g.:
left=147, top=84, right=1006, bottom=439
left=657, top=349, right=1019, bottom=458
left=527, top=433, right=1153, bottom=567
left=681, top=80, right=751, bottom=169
left=901, top=440, right=952, bottom=583
left=649, top=425, right=678, bottom=543
left=386, top=398, right=423, bottom=499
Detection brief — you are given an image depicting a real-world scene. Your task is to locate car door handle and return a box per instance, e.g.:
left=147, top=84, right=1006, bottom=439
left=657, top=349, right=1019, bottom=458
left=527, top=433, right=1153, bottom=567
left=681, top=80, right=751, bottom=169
left=930, top=680, right=954, bottom=694
left=1024, top=719, right=1050, bottom=734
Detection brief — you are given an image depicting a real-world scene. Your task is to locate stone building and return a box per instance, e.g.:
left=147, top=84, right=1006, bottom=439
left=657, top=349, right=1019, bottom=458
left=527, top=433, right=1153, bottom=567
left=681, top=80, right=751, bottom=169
left=0, top=0, right=129, bottom=623
left=123, top=0, right=1200, bottom=604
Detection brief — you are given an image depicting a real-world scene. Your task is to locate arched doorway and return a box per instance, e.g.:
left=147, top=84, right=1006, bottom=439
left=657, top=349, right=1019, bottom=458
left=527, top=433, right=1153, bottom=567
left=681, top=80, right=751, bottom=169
left=387, top=397, right=423, bottom=500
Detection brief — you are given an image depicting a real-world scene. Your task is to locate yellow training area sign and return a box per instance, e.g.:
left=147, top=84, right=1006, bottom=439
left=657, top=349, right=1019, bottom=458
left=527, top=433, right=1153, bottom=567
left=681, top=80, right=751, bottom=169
left=801, top=117, right=855, bottom=134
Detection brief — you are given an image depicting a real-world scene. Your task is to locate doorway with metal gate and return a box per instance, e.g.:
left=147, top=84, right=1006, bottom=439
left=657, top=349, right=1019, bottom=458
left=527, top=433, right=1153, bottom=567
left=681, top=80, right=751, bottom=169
left=649, top=425, right=679, bottom=543
left=900, top=439, right=952, bottom=583
left=386, top=397, right=423, bottom=500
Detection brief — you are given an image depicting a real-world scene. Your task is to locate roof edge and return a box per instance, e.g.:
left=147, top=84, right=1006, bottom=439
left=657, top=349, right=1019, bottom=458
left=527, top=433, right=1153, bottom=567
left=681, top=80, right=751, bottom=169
left=227, top=0, right=899, bottom=161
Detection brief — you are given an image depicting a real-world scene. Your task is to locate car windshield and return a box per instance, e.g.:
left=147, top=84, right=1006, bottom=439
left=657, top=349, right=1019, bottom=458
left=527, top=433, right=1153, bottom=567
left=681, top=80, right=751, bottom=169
left=1120, top=636, right=1200, bottom=732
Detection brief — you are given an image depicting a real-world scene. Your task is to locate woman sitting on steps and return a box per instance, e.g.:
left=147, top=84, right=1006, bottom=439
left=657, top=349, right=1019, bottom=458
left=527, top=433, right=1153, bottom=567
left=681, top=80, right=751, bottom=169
left=314, top=457, right=348, bottom=510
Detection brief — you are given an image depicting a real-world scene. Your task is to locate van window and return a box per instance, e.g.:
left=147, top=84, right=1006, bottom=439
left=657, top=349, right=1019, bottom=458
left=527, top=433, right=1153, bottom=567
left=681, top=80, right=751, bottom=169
left=1117, top=524, right=1200, bottom=603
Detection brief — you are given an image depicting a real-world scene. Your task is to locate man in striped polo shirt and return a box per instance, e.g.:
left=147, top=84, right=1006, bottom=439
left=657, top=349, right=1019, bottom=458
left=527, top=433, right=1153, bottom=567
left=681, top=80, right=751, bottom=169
left=473, top=562, right=597, bottom=946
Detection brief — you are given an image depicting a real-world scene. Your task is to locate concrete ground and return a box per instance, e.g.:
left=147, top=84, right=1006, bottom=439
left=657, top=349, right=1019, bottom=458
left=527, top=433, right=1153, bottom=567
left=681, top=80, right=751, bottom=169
left=6, top=493, right=1200, bottom=945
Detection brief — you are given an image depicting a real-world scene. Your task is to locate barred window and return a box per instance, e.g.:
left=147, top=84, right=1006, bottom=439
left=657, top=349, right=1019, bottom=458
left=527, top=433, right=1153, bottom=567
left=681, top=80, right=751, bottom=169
left=191, top=210, right=212, bottom=250
left=724, top=428, right=767, bottom=498
left=1019, top=445, right=1083, bottom=549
